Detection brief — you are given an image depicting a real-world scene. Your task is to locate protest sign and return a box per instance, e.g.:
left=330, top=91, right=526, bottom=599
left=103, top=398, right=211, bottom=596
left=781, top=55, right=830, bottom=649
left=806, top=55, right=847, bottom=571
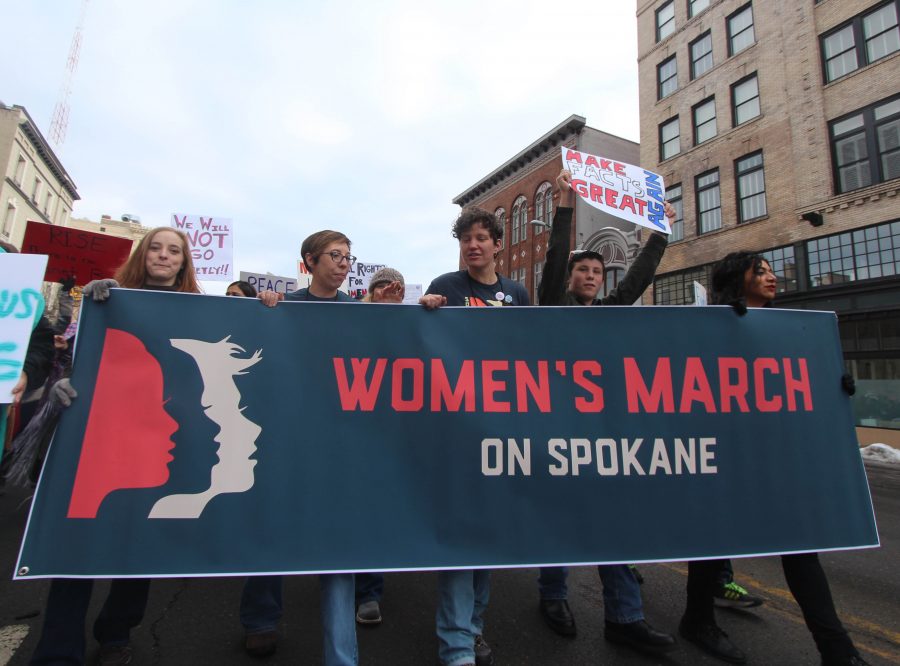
left=403, top=284, right=423, bottom=304
left=170, top=214, right=232, bottom=280
left=16, top=292, right=877, bottom=577
left=561, top=147, right=671, bottom=234
left=0, top=253, right=49, bottom=401
left=21, top=221, right=133, bottom=285
left=694, top=281, right=708, bottom=306
left=348, top=260, right=385, bottom=299
left=239, top=271, right=297, bottom=295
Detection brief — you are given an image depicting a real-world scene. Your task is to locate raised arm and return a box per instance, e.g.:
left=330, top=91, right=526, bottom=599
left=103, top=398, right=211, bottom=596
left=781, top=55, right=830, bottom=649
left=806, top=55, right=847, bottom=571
left=537, top=170, right=576, bottom=307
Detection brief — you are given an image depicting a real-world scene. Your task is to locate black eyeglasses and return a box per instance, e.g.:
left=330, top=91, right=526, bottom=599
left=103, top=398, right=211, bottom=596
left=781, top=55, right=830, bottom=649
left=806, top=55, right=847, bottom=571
left=323, top=250, right=357, bottom=266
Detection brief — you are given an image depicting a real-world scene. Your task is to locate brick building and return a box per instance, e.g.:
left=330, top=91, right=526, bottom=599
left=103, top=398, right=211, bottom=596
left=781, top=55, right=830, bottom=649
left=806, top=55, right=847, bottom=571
left=637, top=0, right=900, bottom=439
left=453, top=115, right=644, bottom=304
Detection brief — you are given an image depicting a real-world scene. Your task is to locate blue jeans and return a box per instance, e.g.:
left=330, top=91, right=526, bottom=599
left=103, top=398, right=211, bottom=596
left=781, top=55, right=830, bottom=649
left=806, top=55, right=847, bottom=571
left=537, top=565, right=643, bottom=624
left=355, top=572, right=384, bottom=604
left=598, top=565, right=643, bottom=624
left=436, top=570, right=490, bottom=666
left=31, top=578, right=150, bottom=665
left=538, top=566, right=568, bottom=600
left=240, top=574, right=357, bottom=666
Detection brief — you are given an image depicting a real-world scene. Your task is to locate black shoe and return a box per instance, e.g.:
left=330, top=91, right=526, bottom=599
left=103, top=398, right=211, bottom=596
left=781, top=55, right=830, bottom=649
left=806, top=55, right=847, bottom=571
left=605, top=619, right=676, bottom=655
left=474, top=634, right=493, bottom=666
left=679, top=617, right=747, bottom=664
left=539, top=599, right=576, bottom=636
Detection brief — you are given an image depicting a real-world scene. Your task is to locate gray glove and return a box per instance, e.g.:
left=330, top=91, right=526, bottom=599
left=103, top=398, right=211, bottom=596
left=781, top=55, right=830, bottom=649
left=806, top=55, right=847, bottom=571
left=50, top=378, right=78, bottom=407
left=82, top=279, right=120, bottom=302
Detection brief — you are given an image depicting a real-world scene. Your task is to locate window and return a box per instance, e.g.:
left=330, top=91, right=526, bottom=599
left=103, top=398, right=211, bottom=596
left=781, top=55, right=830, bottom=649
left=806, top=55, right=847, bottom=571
left=807, top=220, right=900, bottom=286
left=511, top=196, right=527, bottom=244
left=31, top=177, right=41, bottom=202
left=736, top=152, right=767, bottom=222
left=2, top=201, right=16, bottom=237
left=518, top=267, right=527, bottom=286
left=689, top=0, right=710, bottom=18
left=654, top=264, right=714, bottom=304
left=693, top=97, right=717, bottom=145
left=696, top=169, right=721, bottom=233
left=657, top=56, right=678, bottom=99
left=534, top=260, right=544, bottom=303
left=667, top=183, right=684, bottom=241
left=534, top=182, right=552, bottom=234
left=830, top=95, right=900, bottom=193
left=660, top=117, right=681, bottom=160
left=732, top=74, right=760, bottom=125
left=657, top=1, right=675, bottom=41
left=821, top=1, right=900, bottom=83
left=728, top=4, right=755, bottom=55
left=495, top=208, right=506, bottom=249
left=760, top=245, right=798, bottom=293
left=44, top=192, right=52, bottom=216
left=13, top=155, right=26, bottom=186
left=690, top=31, right=713, bottom=79
left=601, top=268, right=625, bottom=298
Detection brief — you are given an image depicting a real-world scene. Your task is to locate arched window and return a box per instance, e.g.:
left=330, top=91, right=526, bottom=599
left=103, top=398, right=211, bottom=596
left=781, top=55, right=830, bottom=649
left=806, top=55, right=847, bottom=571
left=495, top=208, right=506, bottom=249
left=534, top=182, right=553, bottom=233
left=511, top=196, right=527, bottom=245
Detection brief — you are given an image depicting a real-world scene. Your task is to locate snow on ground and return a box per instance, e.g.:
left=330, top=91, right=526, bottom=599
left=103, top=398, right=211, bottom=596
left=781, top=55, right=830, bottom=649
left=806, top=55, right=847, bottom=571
left=860, top=443, right=900, bottom=464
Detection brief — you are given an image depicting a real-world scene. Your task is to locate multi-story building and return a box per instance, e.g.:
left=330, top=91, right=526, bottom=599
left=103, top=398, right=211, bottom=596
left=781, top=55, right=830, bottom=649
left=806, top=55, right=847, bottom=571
left=637, top=0, right=900, bottom=442
left=0, top=103, right=79, bottom=247
left=453, top=115, right=644, bottom=304
left=68, top=214, right=150, bottom=249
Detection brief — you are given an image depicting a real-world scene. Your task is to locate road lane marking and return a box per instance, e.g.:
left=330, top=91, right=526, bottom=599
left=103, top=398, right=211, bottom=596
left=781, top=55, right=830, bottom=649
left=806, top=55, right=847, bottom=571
left=0, top=624, right=29, bottom=666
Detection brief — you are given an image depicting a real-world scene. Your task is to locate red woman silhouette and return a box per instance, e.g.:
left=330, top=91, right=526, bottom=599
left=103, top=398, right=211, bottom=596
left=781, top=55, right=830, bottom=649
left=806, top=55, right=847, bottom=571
left=67, top=329, right=176, bottom=519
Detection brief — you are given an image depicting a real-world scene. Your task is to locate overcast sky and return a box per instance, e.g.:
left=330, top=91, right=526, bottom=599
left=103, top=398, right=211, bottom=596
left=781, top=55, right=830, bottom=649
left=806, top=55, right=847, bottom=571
left=1, top=1, right=640, bottom=293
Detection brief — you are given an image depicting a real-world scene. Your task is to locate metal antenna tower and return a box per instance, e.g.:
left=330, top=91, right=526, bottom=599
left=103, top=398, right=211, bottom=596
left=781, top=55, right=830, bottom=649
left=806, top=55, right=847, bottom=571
left=48, top=0, right=90, bottom=146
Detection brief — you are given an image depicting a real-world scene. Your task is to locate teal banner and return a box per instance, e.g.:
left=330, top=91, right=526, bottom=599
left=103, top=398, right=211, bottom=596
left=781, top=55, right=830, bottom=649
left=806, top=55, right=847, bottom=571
left=16, top=290, right=878, bottom=578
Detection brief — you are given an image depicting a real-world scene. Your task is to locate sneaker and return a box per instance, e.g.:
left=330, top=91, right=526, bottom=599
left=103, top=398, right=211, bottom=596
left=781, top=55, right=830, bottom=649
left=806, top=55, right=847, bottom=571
left=245, top=630, right=278, bottom=657
left=679, top=617, right=747, bottom=664
left=474, top=634, right=493, bottom=666
left=356, top=599, right=382, bottom=625
left=98, top=644, right=133, bottom=666
left=714, top=581, right=764, bottom=608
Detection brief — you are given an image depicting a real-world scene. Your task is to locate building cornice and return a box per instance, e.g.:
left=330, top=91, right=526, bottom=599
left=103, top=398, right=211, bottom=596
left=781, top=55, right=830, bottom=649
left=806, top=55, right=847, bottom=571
left=452, top=115, right=587, bottom=207
left=11, top=105, right=80, bottom=201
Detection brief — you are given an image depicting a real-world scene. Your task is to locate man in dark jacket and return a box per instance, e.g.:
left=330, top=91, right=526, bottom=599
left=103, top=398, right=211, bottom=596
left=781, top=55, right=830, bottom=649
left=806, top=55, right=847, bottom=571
left=533, top=169, right=677, bottom=657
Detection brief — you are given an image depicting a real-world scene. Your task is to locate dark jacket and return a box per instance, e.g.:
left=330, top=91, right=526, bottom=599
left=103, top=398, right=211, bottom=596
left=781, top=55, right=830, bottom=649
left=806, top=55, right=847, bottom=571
left=537, top=206, right=668, bottom=307
left=23, top=316, right=55, bottom=391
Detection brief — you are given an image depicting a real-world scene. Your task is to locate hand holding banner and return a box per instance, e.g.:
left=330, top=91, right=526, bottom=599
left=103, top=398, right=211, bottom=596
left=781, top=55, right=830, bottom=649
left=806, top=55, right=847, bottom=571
left=561, top=147, right=671, bottom=234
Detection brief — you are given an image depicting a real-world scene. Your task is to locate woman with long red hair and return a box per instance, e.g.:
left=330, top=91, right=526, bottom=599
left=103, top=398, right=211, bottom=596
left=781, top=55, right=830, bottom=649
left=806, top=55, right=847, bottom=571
left=31, top=227, right=201, bottom=666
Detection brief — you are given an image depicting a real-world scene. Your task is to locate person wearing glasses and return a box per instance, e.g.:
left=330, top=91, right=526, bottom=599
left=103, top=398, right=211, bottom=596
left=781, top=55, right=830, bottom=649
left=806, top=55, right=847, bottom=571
left=247, top=230, right=359, bottom=663
left=533, top=169, right=678, bottom=657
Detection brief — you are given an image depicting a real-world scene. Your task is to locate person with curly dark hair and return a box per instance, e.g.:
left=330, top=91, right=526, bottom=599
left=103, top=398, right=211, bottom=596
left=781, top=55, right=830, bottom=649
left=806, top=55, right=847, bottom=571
left=679, top=251, right=868, bottom=666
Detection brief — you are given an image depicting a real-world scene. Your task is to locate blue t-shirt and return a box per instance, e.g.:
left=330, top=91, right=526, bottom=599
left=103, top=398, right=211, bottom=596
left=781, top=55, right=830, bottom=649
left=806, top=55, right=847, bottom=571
left=426, top=270, right=530, bottom=307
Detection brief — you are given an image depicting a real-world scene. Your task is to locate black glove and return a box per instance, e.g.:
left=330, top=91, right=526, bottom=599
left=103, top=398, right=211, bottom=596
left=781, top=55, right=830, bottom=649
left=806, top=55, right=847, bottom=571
left=728, top=298, right=748, bottom=317
left=58, top=276, right=76, bottom=292
left=841, top=373, right=856, bottom=396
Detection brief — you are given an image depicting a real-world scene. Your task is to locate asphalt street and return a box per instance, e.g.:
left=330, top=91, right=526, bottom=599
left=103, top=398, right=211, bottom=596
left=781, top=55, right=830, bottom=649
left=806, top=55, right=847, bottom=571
left=0, top=461, right=897, bottom=665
